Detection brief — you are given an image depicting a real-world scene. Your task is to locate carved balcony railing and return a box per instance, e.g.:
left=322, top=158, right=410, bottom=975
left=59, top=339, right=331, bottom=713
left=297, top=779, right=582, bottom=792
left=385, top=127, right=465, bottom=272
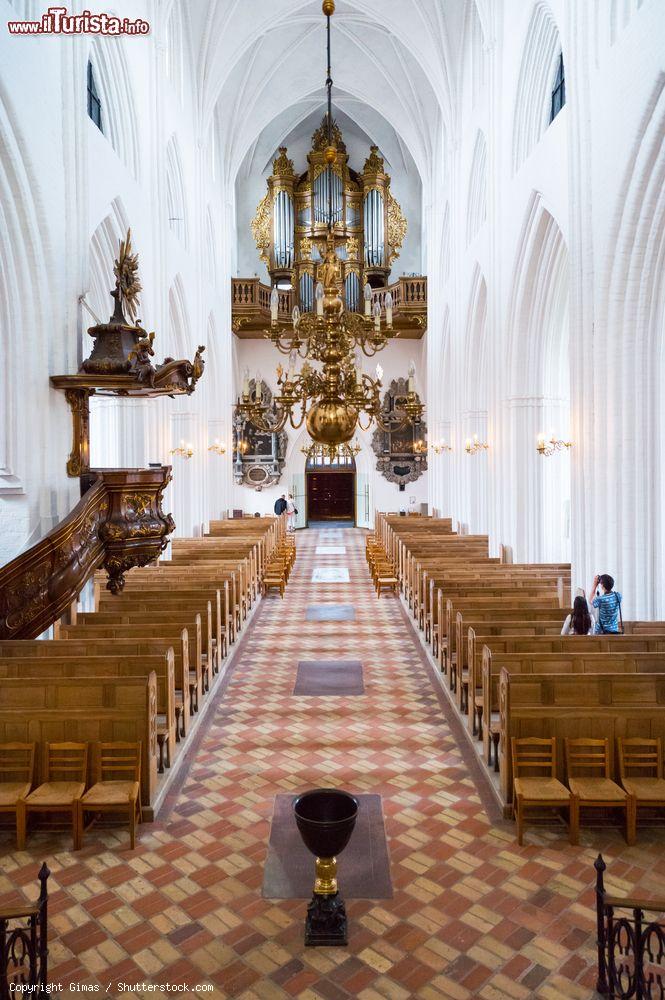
left=596, top=854, right=665, bottom=998
left=0, top=467, right=175, bottom=639
left=232, top=275, right=427, bottom=339
left=0, top=863, right=49, bottom=1000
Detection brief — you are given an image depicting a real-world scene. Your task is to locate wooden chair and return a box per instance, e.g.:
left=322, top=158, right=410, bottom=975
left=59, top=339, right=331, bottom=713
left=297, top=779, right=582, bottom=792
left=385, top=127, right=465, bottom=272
left=19, top=742, right=88, bottom=851
left=511, top=737, right=573, bottom=845
left=565, top=738, right=635, bottom=845
left=618, top=737, right=665, bottom=830
left=0, top=743, right=35, bottom=849
left=79, top=742, right=142, bottom=849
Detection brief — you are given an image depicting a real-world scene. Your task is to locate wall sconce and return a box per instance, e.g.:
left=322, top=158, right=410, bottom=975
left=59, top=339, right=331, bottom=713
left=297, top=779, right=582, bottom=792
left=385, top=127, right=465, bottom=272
left=537, top=433, right=573, bottom=457
left=432, top=440, right=453, bottom=454
left=208, top=438, right=227, bottom=455
left=465, top=434, right=489, bottom=455
left=170, top=440, right=194, bottom=459
left=413, top=439, right=427, bottom=455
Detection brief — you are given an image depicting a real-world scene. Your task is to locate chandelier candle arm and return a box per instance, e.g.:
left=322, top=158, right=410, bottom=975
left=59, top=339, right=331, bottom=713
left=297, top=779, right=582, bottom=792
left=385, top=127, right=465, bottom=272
left=364, top=283, right=372, bottom=316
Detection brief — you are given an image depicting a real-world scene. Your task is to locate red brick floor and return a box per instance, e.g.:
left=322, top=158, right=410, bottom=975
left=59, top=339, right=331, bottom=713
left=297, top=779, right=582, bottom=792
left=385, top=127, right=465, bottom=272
left=1, top=526, right=664, bottom=999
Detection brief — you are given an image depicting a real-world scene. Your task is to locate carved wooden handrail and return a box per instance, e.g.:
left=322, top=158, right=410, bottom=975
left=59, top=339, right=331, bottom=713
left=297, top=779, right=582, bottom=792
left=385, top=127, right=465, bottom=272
left=0, top=467, right=175, bottom=640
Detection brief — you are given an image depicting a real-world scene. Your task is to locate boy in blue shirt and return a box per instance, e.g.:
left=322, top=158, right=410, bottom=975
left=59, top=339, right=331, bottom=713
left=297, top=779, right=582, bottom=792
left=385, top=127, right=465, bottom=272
left=589, top=574, right=623, bottom=634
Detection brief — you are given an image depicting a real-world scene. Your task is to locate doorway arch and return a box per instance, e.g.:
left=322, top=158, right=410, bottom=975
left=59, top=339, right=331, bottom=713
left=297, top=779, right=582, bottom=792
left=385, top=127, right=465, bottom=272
left=305, top=445, right=357, bottom=525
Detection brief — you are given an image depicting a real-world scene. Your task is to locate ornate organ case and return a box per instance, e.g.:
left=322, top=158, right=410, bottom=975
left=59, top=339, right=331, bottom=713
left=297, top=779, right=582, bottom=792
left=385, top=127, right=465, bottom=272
left=251, top=118, right=407, bottom=312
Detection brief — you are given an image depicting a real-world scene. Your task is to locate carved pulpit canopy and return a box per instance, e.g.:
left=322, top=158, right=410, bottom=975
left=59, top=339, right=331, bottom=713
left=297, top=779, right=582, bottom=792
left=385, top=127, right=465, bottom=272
left=51, top=229, right=206, bottom=479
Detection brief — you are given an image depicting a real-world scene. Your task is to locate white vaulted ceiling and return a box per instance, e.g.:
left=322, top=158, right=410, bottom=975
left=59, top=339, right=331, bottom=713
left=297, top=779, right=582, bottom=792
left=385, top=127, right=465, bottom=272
left=183, top=0, right=476, bottom=188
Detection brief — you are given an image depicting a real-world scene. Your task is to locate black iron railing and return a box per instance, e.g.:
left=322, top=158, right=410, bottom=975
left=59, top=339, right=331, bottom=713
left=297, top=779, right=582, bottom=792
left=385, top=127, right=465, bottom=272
left=596, top=853, right=665, bottom=998
left=0, top=863, right=49, bottom=999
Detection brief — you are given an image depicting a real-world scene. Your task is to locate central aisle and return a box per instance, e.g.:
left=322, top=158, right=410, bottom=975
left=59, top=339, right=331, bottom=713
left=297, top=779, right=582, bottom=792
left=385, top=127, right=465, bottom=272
left=152, top=526, right=599, bottom=998
left=32, top=526, right=661, bottom=998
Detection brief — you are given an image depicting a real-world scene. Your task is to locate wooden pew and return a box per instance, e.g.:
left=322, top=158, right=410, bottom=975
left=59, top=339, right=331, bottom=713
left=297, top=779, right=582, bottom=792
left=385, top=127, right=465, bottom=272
left=440, top=595, right=563, bottom=682
left=114, top=569, right=236, bottom=644
left=86, top=596, right=218, bottom=682
left=0, top=636, right=191, bottom=737
left=61, top=619, right=204, bottom=713
left=498, top=670, right=665, bottom=810
left=485, top=649, right=665, bottom=772
left=469, top=634, right=665, bottom=736
left=0, top=651, right=177, bottom=773
left=0, top=675, right=158, bottom=812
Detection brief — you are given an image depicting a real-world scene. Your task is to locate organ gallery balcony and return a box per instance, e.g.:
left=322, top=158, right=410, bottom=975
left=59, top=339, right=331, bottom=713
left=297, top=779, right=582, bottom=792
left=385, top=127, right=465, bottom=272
left=231, top=275, right=427, bottom=339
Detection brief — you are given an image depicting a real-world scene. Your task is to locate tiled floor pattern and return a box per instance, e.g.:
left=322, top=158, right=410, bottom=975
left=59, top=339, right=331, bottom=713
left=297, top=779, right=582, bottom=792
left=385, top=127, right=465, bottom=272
left=2, top=527, right=665, bottom=999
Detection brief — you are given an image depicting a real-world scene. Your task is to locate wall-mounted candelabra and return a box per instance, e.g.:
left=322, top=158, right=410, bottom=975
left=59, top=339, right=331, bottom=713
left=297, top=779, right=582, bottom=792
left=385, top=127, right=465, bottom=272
left=170, top=440, right=194, bottom=459
left=465, top=434, right=489, bottom=455
left=208, top=438, right=227, bottom=455
left=432, top=439, right=453, bottom=454
left=536, top=433, right=573, bottom=457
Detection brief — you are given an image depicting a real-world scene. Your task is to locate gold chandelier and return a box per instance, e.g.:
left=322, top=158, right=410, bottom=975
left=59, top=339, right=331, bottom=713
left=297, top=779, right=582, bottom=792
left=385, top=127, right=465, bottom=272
left=237, top=0, right=424, bottom=448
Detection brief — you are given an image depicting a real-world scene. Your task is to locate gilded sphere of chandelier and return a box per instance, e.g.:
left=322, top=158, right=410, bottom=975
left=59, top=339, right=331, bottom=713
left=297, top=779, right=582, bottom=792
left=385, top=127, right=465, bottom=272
left=306, top=399, right=358, bottom=445
left=322, top=0, right=335, bottom=16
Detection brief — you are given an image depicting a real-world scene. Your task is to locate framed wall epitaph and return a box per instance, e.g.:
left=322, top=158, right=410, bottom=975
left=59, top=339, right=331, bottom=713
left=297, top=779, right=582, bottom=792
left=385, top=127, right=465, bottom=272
left=371, top=378, right=427, bottom=486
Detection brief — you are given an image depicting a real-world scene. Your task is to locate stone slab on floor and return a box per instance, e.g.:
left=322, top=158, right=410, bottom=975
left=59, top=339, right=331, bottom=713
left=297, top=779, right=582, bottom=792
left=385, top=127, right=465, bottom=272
left=312, top=567, right=350, bottom=582
left=305, top=603, right=356, bottom=622
left=293, top=659, right=364, bottom=696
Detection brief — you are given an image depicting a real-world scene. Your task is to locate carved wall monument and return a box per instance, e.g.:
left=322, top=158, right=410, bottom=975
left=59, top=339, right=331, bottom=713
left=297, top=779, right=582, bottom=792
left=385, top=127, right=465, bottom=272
left=233, top=380, right=288, bottom=489
left=371, top=377, right=427, bottom=486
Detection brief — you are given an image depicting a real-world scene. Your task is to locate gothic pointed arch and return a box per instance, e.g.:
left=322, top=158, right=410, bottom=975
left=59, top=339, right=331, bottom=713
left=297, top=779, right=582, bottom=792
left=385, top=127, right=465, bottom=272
left=464, top=263, right=488, bottom=410
left=506, top=191, right=569, bottom=398
left=0, top=80, right=51, bottom=496
left=466, top=130, right=487, bottom=246
left=88, top=198, right=130, bottom=326
left=166, top=135, right=188, bottom=246
left=512, top=2, right=563, bottom=173
left=88, top=35, right=140, bottom=179
left=601, top=74, right=665, bottom=613
left=168, top=274, right=191, bottom=358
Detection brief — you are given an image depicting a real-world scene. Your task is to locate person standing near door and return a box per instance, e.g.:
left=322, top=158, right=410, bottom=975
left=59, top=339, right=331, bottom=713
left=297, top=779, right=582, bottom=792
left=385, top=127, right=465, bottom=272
left=286, top=493, right=297, bottom=532
left=274, top=494, right=287, bottom=516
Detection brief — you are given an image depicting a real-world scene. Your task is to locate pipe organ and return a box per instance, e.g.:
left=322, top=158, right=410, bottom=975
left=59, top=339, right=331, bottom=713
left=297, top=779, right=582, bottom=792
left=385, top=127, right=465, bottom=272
left=251, top=118, right=407, bottom=308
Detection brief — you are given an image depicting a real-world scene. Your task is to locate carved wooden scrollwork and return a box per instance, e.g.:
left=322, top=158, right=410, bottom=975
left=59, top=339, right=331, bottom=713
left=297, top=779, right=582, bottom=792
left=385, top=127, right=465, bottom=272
left=0, top=467, right=175, bottom=638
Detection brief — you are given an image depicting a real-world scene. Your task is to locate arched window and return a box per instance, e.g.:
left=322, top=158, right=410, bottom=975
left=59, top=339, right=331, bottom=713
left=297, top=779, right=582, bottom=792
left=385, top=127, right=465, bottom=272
left=550, top=53, right=566, bottom=122
left=87, top=60, right=102, bottom=132
left=305, top=444, right=356, bottom=469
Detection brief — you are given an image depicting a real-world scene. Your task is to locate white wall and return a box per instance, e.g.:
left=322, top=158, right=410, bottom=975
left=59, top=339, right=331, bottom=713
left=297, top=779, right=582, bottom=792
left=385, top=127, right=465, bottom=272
left=426, top=0, right=665, bottom=619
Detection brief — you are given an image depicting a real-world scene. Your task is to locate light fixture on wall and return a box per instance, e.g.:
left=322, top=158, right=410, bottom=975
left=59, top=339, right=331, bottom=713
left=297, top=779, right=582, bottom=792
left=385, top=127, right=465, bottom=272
left=170, top=440, right=194, bottom=459
left=208, top=438, right=227, bottom=455
left=413, top=439, right=427, bottom=455
left=536, top=433, right=572, bottom=456
left=465, top=434, right=489, bottom=455
left=432, top=439, right=453, bottom=454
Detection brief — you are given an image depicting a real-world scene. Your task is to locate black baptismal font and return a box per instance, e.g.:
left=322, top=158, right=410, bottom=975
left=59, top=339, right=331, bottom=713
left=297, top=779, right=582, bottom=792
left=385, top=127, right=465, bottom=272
left=293, top=788, right=359, bottom=946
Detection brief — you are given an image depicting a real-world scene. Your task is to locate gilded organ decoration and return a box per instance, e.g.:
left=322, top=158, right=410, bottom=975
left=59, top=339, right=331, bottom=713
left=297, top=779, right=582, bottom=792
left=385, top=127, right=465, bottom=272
left=251, top=193, right=272, bottom=265
left=251, top=117, right=408, bottom=305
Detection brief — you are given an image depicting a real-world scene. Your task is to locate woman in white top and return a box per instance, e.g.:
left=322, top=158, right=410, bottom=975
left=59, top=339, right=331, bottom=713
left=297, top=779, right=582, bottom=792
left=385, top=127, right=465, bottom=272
left=285, top=493, right=296, bottom=532
left=561, top=595, right=594, bottom=635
